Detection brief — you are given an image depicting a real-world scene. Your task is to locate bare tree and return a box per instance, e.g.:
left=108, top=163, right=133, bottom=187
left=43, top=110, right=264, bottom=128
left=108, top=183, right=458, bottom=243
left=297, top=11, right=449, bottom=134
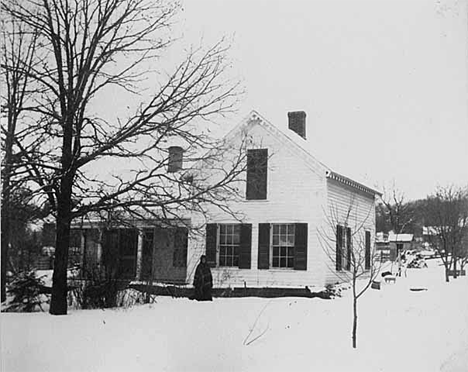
left=2, top=0, right=245, bottom=315
left=424, top=185, right=468, bottom=282
left=1, top=16, right=39, bottom=302
left=319, top=195, right=380, bottom=349
left=458, top=232, right=468, bottom=273
left=380, top=185, right=414, bottom=235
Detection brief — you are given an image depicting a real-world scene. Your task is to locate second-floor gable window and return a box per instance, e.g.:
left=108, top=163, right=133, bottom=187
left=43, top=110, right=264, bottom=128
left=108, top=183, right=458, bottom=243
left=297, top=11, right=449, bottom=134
left=246, top=149, right=268, bottom=200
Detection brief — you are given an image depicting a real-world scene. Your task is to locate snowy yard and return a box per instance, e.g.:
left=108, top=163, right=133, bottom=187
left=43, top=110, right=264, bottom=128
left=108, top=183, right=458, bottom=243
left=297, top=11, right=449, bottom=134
left=2, top=259, right=468, bottom=372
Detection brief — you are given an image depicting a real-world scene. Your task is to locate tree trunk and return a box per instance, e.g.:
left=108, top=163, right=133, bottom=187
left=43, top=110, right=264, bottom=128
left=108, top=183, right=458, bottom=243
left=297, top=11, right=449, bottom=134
left=443, top=254, right=450, bottom=282
left=1, top=205, right=10, bottom=302
left=1, top=137, right=13, bottom=302
left=453, top=256, right=458, bottom=279
left=352, top=295, right=358, bottom=349
left=49, top=175, right=73, bottom=315
left=352, top=274, right=358, bottom=349
left=1, top=194, right=10, bottom=301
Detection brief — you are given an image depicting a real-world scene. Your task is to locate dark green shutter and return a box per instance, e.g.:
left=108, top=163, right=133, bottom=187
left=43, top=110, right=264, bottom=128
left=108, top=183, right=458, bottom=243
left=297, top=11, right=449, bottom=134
left=346, top=227, right=352, bottom=271
left=239, top=224, right=252, bottom=269
left=258, top=223, right=270, bottom=269
left=294, top=223, right=308, bottom=270
left=173, top=227, right=188, bottom=268
left=205, top=224, right=217, bottom=268
left=336, top=225, right=342, bottom=271
left=365, top=231, right=371, bottom=270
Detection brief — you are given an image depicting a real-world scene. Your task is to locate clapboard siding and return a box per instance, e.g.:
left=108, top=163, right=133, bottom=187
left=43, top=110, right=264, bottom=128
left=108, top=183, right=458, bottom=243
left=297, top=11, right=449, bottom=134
left=323, top=178, right=376, bottom=285
left=187, top=122, right=328, bottom=288
left=185, top=118, right=377, bottom=289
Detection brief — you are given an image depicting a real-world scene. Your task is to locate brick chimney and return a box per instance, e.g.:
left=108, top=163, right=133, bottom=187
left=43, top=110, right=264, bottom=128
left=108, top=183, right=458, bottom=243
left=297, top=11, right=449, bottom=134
left=287, top=111, right=306, bottom=139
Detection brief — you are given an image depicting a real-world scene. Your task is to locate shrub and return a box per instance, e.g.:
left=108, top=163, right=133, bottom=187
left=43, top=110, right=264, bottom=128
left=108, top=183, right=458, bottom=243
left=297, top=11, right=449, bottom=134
left=325, top=283, right=343, bottom=298
left=68, top=266, right=132, bottom=309
left=3, top=271, right=47, bottom=312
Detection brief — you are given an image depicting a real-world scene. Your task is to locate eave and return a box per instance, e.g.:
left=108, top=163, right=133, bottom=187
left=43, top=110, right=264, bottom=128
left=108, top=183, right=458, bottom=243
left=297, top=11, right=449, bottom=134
left=326, top=170, right=382, bottom=197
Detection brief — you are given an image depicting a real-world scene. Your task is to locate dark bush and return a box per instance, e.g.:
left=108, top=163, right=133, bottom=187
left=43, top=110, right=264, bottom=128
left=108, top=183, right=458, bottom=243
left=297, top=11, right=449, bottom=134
left=3, top=271, right=47, bottom=312
left=68, top=266, right=132, bottom=309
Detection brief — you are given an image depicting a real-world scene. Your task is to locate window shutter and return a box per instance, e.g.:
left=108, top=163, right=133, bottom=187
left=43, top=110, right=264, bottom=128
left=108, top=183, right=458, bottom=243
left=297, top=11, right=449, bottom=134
left=294, top=223, right=308, bottom=270
left=346, top=227, right=352, bottom=271
left=239, top=224, right=252, bottom=269
left=173, top=227, right=188, bottom=268
left=336, top=225, right=342, bottom=271
left=205, top=224, right=217, bottom=268
left=246, top=149, right=268, bottom=200
left=258, top=223, right=270, bottom=269
left=365, top=231, right=371, bottom=270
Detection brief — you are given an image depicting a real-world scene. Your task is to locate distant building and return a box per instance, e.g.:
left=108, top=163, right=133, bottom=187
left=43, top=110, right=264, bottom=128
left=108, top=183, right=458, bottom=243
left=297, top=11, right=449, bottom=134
left=375, top=232, right=415, bottom=261
left=375, top=232, right=390, bottom=261
left=389, top=232, right=414, bottom=260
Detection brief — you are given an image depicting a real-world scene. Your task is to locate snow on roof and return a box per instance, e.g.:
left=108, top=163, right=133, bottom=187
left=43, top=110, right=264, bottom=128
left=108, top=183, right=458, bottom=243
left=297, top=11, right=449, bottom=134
left=388, top=233, right=414, bottom=242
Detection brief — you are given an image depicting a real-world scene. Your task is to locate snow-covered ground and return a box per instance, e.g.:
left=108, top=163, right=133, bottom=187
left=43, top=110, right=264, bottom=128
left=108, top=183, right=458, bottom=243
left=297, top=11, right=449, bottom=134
left=2, top=259, right=468, bottom=372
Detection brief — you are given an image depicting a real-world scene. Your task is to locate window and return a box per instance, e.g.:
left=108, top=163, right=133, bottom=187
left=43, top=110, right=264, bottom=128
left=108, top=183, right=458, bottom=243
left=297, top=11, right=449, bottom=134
left=336, top=225, right=351, bottom=271
left=272, top=224, right=295, bottom=268
left=246, top=149, right=268, bottom=200
left=258, top=223, right=308, bottom=270
left=205, top=224, right=252, bottom=269
left=218, top=224, right=241, bottom=267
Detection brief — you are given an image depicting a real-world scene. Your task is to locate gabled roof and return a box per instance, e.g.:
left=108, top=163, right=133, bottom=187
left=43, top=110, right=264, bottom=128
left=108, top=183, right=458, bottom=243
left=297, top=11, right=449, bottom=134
left=226, top=110, right=382, bottom=197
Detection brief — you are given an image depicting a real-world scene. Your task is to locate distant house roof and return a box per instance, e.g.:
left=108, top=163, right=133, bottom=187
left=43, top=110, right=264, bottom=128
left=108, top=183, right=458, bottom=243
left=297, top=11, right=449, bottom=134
left=388, top=233, right=414, bottom=243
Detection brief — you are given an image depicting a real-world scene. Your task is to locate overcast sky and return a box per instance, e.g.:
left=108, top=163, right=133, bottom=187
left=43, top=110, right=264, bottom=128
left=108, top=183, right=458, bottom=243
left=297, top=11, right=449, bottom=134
left=178, top=0, right=468, bottom=201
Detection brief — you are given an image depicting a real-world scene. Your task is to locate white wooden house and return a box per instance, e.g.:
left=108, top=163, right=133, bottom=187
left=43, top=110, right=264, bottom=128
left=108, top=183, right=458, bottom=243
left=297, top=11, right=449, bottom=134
left=187, top=110, right=381, bottom=288
left=72, top=110, right=381, bottom=289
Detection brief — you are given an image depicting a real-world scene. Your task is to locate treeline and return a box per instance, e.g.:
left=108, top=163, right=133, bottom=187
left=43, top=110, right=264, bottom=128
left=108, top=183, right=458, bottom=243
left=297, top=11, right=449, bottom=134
left=377, top=185, right=468, bottom=281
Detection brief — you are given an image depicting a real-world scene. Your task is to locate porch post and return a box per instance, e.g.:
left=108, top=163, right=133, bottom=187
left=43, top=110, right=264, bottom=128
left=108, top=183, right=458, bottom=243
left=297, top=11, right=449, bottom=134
left=96, top=230, right=103, bottom=265
left=79, top=231, right=86, bottom=267
left=136, top=229, right=144, bottom=280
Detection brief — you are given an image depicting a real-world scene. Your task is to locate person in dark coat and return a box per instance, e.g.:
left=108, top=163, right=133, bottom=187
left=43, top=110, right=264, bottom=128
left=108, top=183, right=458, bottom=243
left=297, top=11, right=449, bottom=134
left=193, top=255, right=213, bottom=301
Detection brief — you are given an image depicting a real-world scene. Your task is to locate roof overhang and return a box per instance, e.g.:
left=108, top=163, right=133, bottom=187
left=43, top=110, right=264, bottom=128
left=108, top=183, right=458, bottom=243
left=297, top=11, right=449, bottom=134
left=326, top=170, right=382, bottom=197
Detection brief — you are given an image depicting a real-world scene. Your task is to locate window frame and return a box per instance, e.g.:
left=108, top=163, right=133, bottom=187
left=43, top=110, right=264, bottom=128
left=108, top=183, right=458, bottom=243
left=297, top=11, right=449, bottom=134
left=217, top=223, right=241, bottom=268
left=270, top=223, right=296, bottom=269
